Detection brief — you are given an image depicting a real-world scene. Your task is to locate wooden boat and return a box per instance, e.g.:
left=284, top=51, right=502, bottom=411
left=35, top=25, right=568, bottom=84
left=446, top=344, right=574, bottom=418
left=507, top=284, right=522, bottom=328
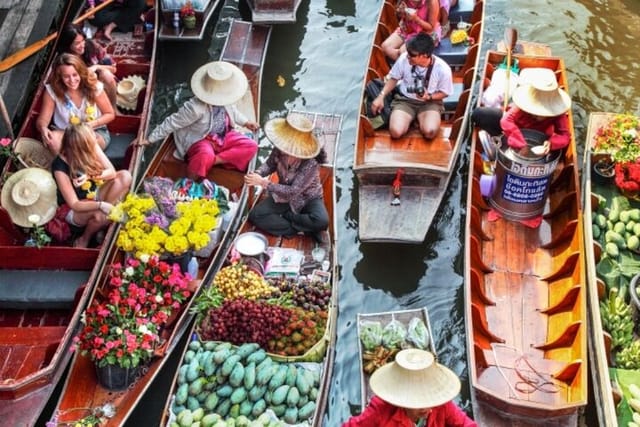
left=584, top=112, right=640, bottom=427
left=463, top=50, right=588, bottom=425
left=0, top=6, right=159, bottom=427
left=157, top=0, right=221, bottom=41
left=245, top=0, right=303, bottom=24
left=158, top=109, right=342, bottom=427
left=353, top=0, right=484, bottom=243
left=356, top=308, right=436, bottom=410
left=49, top=18, right=270, bottom=427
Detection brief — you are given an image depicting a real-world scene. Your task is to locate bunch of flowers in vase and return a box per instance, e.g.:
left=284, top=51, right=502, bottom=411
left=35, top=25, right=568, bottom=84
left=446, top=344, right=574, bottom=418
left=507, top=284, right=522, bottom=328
left=593, top=113, right=640, bottom=192
left=180, top=1, right=196, bottom=29
left=109, top=179, right=226, bottom=261
left=74, top=255, right=192, bottom=388
left=0, top=137, right=18, bottom=168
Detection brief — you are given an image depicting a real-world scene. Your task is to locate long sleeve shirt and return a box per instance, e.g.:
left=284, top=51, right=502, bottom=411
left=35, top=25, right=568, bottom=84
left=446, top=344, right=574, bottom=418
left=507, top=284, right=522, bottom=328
left=500, top=106, right=570, bottom=151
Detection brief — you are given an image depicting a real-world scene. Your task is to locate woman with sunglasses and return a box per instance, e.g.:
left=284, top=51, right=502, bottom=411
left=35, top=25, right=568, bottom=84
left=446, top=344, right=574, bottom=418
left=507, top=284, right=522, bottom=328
left=371, top=33, right=453, bottom=140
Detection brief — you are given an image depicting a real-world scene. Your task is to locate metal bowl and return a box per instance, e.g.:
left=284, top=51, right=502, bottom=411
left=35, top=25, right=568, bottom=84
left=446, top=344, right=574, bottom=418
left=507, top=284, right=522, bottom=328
left=234, top=232, right=268, bottom=256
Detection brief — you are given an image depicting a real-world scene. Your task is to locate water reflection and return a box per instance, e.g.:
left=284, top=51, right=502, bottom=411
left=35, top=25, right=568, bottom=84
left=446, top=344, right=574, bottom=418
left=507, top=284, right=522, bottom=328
left=123, top=0, right=640, bottom=425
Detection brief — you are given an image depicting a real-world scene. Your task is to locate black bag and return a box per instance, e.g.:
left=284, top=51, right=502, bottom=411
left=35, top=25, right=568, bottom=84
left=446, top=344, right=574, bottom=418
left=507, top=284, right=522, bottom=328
left=364, top=78, right=393, bottom=129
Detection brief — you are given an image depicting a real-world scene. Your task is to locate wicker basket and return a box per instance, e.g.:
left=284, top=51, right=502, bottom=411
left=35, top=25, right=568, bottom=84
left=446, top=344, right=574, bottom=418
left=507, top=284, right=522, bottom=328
left=14, top=137, right=54, bottom=170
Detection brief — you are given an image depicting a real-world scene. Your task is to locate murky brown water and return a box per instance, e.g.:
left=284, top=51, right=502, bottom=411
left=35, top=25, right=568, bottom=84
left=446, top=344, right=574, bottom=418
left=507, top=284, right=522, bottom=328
left=69, top=1, right=639, bottom=426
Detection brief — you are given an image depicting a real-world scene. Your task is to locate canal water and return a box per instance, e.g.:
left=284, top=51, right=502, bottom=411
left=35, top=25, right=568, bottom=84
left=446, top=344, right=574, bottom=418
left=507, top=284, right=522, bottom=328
left=39, top=0, right=640, bottom=426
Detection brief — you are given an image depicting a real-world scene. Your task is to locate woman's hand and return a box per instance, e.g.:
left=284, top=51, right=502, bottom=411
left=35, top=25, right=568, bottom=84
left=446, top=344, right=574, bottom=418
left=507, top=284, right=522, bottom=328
left=73, top=173, right=88, bottom=188
left=244, top=121, right=260, bottom=132
left=99, top=201, right=113, bottom=214
left=40, top=128, right=54, bottom=149
left=244, top=172, right=268, bottom=188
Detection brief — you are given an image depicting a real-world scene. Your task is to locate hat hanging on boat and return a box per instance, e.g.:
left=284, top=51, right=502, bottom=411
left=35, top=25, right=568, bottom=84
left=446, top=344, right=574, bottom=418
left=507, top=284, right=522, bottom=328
left=1, top=167, right=58, bottom=228
left=13, top=137, right=54, bottom=169
left=511, top=68, right=571, bottom=117
left=116, top=75, right=146, bottom=111
left=369, top=349, right=461, bottom=409
left=264, top=113, right=321, bottom=159
left=190, top=61, right=248, bottom=106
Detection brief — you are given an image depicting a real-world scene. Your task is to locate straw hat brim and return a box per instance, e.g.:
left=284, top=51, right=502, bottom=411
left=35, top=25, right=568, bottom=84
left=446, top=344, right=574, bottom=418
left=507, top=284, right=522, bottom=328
left=1, top=168, right=58, bottom=227
left=13, top=137, right=54, bottom=170
left=264, top=115, right=321, bottom=159
left=512, top=84, right=572, bottom=117
left=190, top=61, right=248, bottom=106
left=370, top=349, right=461, bottom=409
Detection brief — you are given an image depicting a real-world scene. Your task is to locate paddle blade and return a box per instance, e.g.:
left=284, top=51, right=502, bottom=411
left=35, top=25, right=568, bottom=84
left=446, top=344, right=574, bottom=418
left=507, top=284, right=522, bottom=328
left=504, top=27, right=518, bottom=52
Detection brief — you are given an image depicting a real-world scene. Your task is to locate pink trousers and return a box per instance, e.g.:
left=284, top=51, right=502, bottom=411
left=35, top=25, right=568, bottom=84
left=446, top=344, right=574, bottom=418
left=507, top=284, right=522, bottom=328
left=186, top=130, right=258, bottom=178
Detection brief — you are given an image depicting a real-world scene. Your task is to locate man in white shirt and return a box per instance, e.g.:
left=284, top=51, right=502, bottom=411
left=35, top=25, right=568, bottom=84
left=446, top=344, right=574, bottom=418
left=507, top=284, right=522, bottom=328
left=371, top=33, right=453, bottom=140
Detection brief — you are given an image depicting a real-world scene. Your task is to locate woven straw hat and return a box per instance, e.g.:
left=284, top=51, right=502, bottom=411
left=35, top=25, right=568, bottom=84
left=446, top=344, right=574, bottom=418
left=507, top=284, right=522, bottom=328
left=1, top=168, right=58, bottom=227
left=512, top=68, right=571, bottom=117
left=264, top=114, right=321, bottom=159
left=190, top=61, right=248, bottom=106
left=370, top=349, right=461, bottom=409
left=13, top=137, right=54, bottom=169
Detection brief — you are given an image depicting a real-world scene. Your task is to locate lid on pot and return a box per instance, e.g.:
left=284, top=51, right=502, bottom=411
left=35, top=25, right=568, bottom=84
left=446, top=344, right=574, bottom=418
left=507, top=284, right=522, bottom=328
left=504, top=129, right=548, bottom=161
left=234, top=232, right=268, bottom=256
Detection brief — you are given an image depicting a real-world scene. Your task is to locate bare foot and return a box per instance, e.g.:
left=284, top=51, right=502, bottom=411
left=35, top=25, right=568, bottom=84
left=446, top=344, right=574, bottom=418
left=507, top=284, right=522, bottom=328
left=103, top=22, right=116, bottom=41
left=73, top=235, right=91, bottom=248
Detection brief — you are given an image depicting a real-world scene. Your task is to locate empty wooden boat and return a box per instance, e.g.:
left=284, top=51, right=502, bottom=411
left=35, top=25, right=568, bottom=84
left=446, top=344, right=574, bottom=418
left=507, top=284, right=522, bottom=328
left=49, top=18, right=270, bottom=426
left=245, top=0, right=303, bottom=24
left=353, top=0, right=484, bottom=243
left=0, top=6, right=159, bottom=427
left=464, top=50, right=587, bottom=425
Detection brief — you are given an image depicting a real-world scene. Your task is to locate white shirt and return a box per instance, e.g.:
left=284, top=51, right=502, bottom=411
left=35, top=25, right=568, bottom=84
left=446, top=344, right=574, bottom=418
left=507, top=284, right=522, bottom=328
left=389, top=52, right=453, bottom=100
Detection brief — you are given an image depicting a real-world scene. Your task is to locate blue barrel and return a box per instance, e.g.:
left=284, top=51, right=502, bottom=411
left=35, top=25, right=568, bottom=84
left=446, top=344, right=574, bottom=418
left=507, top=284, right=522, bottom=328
left=489, top=129, right=561, bottom=220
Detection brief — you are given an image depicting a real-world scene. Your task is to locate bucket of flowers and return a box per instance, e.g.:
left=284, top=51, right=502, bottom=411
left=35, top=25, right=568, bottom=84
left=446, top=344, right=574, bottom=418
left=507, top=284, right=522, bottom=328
left=180, top=1, right=196, bottom=29
left=593, top=113, right=640, bottom=194
left=109, top=177, right=228, bottom=270
left=74, top=255, right=192, bottom=390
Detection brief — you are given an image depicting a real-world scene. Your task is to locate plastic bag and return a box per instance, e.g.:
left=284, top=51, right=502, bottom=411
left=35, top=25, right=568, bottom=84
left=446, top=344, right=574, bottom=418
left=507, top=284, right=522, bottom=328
left=406, top=317, right=430, bottom=349
left=359, top=321, right=383, bottom=351
left=382, top=319, right=407, bottom=349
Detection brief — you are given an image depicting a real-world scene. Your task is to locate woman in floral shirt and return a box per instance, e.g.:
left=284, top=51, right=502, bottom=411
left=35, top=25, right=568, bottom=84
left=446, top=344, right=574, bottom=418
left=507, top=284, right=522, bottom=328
left=244, top=114, right=329, bottom=242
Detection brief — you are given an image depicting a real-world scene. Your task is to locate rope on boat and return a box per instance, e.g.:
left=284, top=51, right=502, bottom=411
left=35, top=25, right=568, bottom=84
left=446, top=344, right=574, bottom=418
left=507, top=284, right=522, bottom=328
left=491, top=344, right=559, bottom=398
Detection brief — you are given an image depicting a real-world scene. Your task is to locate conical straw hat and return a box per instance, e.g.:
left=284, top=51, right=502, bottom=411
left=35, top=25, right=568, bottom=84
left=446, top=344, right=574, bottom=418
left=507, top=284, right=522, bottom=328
left=264, top=114, right=321, bottom=159
left=13, top=137, right=54, bottom=169
left=190, top=61, right=248, bottom=106
left=369, top=349, right=461, bottom=409
left=1, top=167, right=58, bottom=227
left=512, top=68, right=571, bottom=117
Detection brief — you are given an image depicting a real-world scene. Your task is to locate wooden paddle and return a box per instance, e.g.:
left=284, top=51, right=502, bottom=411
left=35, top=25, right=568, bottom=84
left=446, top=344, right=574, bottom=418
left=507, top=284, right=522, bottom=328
left=0, top=0, right=116, bottom=73
left=502, top=27, right=518, bottom=111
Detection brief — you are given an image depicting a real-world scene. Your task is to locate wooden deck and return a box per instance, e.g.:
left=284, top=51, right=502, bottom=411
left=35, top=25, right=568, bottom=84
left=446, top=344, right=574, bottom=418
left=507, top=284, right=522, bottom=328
left=245, top=0, right=303, bottom=24
left=464, top=52, right=587, bottom=425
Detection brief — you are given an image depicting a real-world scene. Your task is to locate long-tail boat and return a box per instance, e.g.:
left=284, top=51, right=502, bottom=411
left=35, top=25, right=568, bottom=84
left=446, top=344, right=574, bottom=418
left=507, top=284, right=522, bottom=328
left=0, top=5, right=159, bottom=427
left=464, top=49, right=588, bottom=425
left=245, top=0, right=303, bottom=24
left=353, top=0, right=484, bottom=243
left=157, top=0, right=221, bottom=41
left=584, top=112, right=640, bottom=427
left=49, top=18, right=270, bottom=426
left=158, top=109, right=342, bottom=427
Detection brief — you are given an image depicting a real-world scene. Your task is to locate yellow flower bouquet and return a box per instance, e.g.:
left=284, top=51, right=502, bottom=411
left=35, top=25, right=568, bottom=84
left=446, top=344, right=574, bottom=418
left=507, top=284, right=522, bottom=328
left=109, top=193, right=223, bottom=259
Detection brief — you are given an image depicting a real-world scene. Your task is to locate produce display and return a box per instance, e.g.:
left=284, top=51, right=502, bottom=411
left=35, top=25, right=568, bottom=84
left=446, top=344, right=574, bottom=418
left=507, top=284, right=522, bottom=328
left=358, top=316, right=431, bottom=375
left=170, top=341, right=321, bottom=427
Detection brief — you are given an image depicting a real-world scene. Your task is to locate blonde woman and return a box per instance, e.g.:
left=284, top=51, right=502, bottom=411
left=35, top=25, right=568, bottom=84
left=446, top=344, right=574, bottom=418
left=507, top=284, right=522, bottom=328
left=37, top=53, right=115, bottom=155
left=51, top=124, right=131, bottom=247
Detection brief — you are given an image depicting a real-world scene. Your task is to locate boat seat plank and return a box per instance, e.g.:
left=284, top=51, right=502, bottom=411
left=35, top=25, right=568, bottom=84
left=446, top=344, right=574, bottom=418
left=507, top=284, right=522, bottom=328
left=0, top=326, right=67, bottom=345
left=0, top=270, right=88, bottom=309
left=362, top=131, right=453, bottom=169
left=448, top=0, right=477, bottom=23
left=434, top=38, right=470, bottom=67
left=103, top=132, right=134, bottom=170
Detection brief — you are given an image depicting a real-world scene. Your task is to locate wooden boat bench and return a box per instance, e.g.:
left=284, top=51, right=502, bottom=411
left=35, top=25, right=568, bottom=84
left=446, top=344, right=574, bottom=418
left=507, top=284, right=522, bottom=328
left=104, top=131, right=136, bottom=170
left=0, top=269, right=89, bottom=309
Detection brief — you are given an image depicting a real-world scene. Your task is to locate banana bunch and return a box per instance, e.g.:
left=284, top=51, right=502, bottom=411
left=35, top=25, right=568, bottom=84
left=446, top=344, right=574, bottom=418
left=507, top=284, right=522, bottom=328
left=600, top=287, right=634, bottom=350
left=617, top=340, right=640, bottom=370
left=627, top=383, right=640, bottom=427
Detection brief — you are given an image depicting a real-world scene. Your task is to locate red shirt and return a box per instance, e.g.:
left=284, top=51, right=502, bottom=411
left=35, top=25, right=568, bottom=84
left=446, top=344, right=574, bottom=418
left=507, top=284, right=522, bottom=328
left=500, top=106, right=570, bottom=151
left=342, top=396, right=478, bottom=427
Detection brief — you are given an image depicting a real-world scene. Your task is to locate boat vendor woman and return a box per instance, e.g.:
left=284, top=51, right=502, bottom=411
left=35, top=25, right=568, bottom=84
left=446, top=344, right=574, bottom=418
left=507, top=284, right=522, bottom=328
left=244, top=113, right=329, bottom=243
left=343, top=349, right=477, bottom=427
left=471, top=68, right=572, bottom=157
left=141, top=61, right=259, bottom=179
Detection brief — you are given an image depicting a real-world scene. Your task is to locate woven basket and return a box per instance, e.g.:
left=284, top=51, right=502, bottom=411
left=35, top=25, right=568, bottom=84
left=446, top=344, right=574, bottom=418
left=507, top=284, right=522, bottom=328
left=14, top=137, right=54, bottom=170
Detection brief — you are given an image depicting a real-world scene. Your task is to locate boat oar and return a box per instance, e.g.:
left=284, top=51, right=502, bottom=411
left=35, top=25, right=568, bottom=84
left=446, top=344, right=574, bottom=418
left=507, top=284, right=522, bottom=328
left=502, top=27, right=518, bottom=111
left=391, top=168, right=404, bottom=206
left=0, top=0, right=116, bottom=73
left=0, top=95, right=15, bottom=140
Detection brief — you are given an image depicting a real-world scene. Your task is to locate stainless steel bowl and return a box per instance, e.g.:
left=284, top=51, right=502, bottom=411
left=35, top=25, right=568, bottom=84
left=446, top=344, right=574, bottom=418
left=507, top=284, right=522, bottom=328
left=234, top=232, right=268, bottom=256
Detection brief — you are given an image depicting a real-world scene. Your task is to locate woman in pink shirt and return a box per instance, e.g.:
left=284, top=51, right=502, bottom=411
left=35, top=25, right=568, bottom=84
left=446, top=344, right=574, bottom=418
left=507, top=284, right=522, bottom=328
left=343, top=349, right=477, bottom=427
left=382, top=0, right=441, bottom=61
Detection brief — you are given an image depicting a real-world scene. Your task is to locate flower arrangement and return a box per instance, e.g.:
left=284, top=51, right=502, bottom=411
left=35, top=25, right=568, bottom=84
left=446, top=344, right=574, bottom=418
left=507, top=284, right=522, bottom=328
left=25, top=214, right=52, bottom=248
left=74, top=255, right=192, bottom=369
left=593, top=113, right=640, bottom=163
left=180, top=1, right=195, bottom=18
left=0, top=137, right=18, bottom=166
left=109, top=193, right=222, bottom=258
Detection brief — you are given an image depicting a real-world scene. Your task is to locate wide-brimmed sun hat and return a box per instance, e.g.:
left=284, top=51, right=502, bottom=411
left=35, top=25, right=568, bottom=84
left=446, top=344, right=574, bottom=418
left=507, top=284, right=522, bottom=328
left=264, top=113, right=321, bottom=159
left=512, top=68, right=571, bottom=117
left=1, top=167, right=58, bottom=227
left=370, top=349, right=461, bottom=409
left=13, top=137, right=54, bottom=169
left=190, top=61, right=248, bottom=106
